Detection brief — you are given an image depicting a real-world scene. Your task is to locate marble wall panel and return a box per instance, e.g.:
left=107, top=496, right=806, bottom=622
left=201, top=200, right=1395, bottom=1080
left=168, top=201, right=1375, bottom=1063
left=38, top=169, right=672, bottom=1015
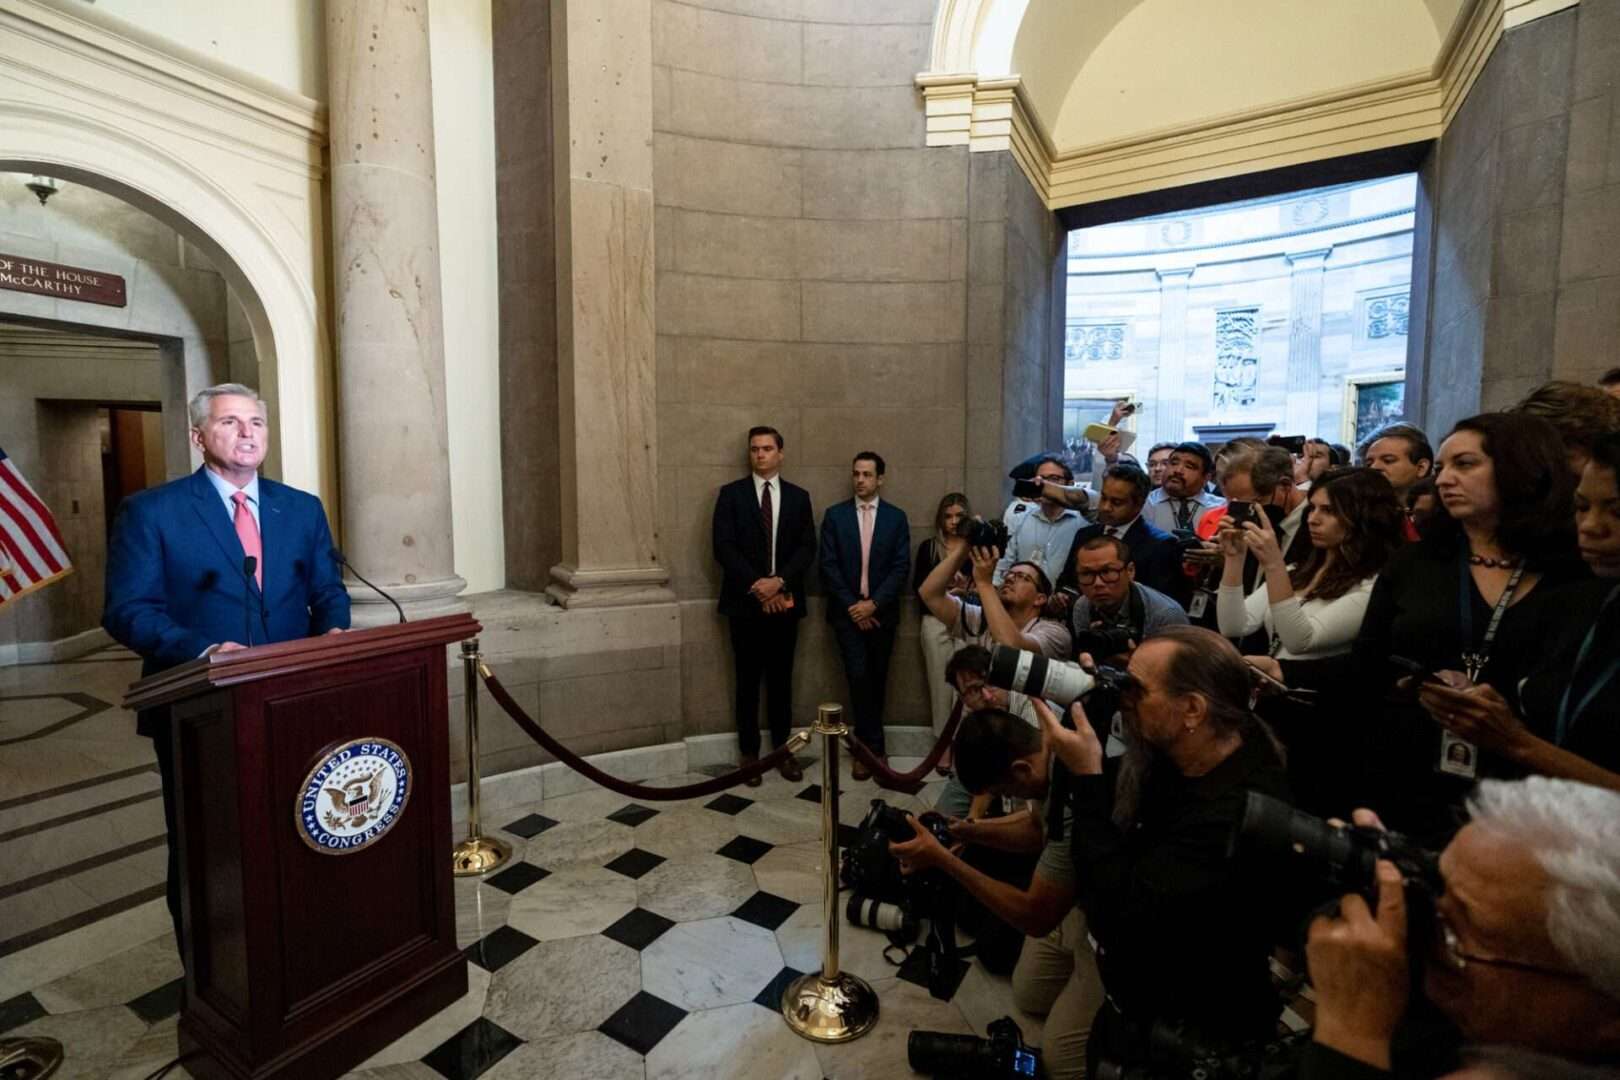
left=1553, top=274, right=1620, bottom=379
left=1559, top=183, right=1620, bottom=280
left=801, top=281, right=965, bottom=344
left=801, top=23, right=929, bottom=87
left=798, top=406, right=965, bottom=467
left=664, top=70, right=923, bottom=150
left=669, top=0, right=935, bottom=26
left=669, top=210, right=798, bottom=279
left=653, top=135, right=803, bottom=218
left=799, top=148, right=970, bottom=221
left=658, top=273, right=803, bottom=340
left=652, top=1, right=803, bottom=82
left=796, top=219, right=960, bottom=283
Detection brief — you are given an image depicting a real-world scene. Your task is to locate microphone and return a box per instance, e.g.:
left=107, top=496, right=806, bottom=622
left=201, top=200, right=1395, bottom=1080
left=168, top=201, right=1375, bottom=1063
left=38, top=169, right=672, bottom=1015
left=331, top=549, right=406, bottom=624
left=241, top=556, right=258, bottom=646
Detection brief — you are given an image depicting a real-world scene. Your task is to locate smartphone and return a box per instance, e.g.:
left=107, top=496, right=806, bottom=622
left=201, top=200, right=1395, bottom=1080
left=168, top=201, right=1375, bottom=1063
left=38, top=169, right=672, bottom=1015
left=1227, top=500, right=1255, bottom=527
left=1012, top=478, right=1044, bottom=499
left=1388, top=655, right=1441, bottom=684
left=1118, top=401, right=1137, bottom=417
left=1268, top=434, right=1308, bottom=456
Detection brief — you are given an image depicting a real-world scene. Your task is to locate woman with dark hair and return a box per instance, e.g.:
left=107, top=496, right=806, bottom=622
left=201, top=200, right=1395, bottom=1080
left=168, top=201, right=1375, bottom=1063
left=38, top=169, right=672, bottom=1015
left=1217, top=468, right=1403, bottom=813
left=916, top=493, right=973, bottom=763
left=1354, top=412, right=1589, bottom=842
left=1216, top=467, right=1403, bottom=663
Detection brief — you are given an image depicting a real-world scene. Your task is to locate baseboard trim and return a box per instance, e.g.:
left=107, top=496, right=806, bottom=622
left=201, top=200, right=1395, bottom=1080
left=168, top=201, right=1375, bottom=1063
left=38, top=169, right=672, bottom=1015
left=0, top=626, right=114, bottom=666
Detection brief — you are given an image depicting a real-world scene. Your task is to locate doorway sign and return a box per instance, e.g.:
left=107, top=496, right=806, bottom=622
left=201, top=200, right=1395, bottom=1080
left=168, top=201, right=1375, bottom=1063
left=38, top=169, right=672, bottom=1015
left=0, top=253, right=126, bottom=307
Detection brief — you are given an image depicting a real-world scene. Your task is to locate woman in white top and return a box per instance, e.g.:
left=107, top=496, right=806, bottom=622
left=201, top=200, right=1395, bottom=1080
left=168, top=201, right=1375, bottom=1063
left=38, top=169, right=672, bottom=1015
left=1216, top=467, right=1405, bottom=663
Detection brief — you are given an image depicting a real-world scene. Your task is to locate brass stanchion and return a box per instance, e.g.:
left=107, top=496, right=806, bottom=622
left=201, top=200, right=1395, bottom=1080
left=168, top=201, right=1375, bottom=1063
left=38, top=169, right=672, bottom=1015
left=782, top=702, right=879, bottom=1042
left=0, top=1036, right=63, bottom=1078
left=452, top=638, right=512, bottom=876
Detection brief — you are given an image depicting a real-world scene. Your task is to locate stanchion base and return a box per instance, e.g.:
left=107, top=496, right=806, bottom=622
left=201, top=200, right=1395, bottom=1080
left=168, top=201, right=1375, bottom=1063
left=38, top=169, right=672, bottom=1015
left=781, top=970, right=879, bottom=1043
left=451, top=834, right=512, bottom=877
left=0, top=1036, right=64, bottom=1079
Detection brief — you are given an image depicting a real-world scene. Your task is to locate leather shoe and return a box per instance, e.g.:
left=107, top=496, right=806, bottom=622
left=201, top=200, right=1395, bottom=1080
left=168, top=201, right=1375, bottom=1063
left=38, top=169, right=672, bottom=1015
left=850, top=757, right=872, bottom=782
left=740, top=754, right=762, bottom=787
left=778, top=754, right=803, bottom=783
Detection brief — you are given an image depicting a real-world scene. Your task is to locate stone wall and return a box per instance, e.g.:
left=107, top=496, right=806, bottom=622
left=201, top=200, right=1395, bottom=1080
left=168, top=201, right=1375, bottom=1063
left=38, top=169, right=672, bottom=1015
left=1419, top=0, right=1620, bottom=433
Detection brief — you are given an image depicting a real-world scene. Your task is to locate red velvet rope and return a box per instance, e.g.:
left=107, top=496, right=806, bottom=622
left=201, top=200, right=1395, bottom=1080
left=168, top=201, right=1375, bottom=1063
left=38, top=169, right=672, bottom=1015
left=479, top=664, right=808, bottom=801
left=840, top=699, right=963, bottom=795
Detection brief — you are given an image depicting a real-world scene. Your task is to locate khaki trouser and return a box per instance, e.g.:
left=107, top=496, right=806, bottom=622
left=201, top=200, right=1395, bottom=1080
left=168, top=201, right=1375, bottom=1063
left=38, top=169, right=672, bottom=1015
left=1011, top=907, right=1106, bottom=1080
left=919, top=612, right=958, bottom=734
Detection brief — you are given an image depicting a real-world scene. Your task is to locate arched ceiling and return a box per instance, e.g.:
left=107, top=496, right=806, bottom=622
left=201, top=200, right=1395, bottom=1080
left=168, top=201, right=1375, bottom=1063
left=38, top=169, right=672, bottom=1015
left=1005, top=0, right=1465, bottom=152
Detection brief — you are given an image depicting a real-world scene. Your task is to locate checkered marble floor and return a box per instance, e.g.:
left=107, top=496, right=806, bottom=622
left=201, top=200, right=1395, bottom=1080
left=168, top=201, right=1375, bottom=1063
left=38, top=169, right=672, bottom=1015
left=0, top=756, right=1046, bottom=1079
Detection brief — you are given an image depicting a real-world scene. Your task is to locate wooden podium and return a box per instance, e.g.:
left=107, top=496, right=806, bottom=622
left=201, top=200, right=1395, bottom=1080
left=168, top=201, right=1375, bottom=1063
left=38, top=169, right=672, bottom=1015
left=124, top=614, right=479, bottom=1080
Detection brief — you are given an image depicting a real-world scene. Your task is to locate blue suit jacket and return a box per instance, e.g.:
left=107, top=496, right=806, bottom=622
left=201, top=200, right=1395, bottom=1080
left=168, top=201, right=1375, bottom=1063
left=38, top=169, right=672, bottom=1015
left=819, top=498, right=911, bottom=626
left=104, top=468, right=351, bottom=689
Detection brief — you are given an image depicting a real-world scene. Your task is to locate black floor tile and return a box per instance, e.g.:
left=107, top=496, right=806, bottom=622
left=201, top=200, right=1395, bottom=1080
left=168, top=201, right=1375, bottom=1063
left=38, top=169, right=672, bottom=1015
left=126, top=977, right=184, bottom=1025
left=603, top=847, right=666, bottom=880
left=597, top=990, right=687, bottom=1055
left=704, top=793, right=754, bottom=815
left=501, top=813, right=559, bottom=840
left=601, top=906, right=676, bottom=952
left=715, top=835, right=774, bottom=865
left=464, top=925, right=539, bottom=974
left=484, top=861, right=552, bottom=895
left=732, top=890, right=799, bottom=932
left=796, top=784, right=822, bottom=803
left=752, top=965, right=804, bottom=1011
left=422, top=1016, right=523, bottom=1080
left=606, top=803, right=659, bottom=827
left=0, top=991, right=46, bottom=1034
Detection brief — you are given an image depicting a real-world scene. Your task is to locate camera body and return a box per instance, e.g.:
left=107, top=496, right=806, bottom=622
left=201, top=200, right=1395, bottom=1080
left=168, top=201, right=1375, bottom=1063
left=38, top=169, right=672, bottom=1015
left=909, top=1016, right=1038, bottom=1078
left=1074, top=625, right=1136, bottom=660
left=963, top=518, right=1011, bottom=552
left=842, top=799, right=955, bottom=906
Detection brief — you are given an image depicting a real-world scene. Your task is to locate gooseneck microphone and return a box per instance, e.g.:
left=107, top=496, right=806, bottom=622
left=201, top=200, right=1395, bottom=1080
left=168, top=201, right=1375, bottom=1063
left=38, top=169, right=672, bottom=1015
left=241, top=555, right=258, bottom=646
left=331, top=549, right=407, bottom=624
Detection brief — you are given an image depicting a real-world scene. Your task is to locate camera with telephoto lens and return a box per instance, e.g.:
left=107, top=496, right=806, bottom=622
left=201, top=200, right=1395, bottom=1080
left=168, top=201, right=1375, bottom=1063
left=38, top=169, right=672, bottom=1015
left=1073, top=625, right=1137, bottom=661
left=846, top=893, right=918, bottom=939
left=986, top=643, right=1136, bottom=706
left=1233, top=791, right=1444, bottom=965
left=909, top=1016, right=1038, bottom=1078
left=961, top=517, right=1010, bottom=552
left=841, top=799, right=955, bottom=902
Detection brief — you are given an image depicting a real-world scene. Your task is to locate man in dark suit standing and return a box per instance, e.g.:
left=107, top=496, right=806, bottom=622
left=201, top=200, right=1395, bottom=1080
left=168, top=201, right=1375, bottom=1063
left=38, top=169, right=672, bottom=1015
left=820, top=452, right=910, bottom=778
left=104, top=383, right=351, bottom=952
left=712, top=426, right=814, bottom=785
left=1052, top=463, right=1186, bottom=612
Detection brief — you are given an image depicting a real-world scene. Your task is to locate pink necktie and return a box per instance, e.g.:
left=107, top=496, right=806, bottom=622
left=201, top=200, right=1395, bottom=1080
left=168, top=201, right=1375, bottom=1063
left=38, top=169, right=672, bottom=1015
left=233, top=491, right=263, bottom=590
left=858, top=502, right=875, bottom=598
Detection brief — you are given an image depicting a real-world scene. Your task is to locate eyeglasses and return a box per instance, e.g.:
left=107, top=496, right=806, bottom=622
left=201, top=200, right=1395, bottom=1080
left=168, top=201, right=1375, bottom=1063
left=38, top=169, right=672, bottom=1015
left=1433, top=908, right=1586, bottom=982
left=1003, top=570, right=1042, bottom=586
left=1076, top=566, right=1126, bottom=584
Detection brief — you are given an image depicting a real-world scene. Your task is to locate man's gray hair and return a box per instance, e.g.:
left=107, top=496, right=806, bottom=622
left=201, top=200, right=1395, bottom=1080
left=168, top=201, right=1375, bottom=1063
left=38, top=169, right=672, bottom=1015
left=1469, top=777, right=1620, bottom=1001
left=188, top=383, right=265, bottom=429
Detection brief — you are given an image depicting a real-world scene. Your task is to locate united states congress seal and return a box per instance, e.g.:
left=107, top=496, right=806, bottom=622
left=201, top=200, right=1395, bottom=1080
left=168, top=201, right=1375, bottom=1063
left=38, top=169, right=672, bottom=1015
left=295, top=738, right=412, bottom=854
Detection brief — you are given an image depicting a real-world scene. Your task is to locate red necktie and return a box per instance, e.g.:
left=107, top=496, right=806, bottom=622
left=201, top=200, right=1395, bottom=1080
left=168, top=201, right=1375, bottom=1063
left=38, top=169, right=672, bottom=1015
left=233, top=491, right=263, bottom=589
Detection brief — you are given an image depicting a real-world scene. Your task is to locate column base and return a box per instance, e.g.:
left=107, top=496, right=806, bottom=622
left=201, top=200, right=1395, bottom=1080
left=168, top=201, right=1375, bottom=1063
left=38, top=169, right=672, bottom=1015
left=348, top=574, right=469, bottom=627
left=546, top=563, right=675, bottom=609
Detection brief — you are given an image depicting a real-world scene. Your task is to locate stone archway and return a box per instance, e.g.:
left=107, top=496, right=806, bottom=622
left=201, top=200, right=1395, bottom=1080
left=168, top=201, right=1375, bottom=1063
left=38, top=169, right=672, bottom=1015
left=0, top=114, right=314, bottom=488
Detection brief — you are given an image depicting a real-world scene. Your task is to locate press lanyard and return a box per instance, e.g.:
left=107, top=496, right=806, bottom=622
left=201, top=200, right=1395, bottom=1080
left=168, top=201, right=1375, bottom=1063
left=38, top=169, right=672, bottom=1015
left=1556, top=587, right=1620, bottom=746
left=1458, top=555, right=1525, bottom=684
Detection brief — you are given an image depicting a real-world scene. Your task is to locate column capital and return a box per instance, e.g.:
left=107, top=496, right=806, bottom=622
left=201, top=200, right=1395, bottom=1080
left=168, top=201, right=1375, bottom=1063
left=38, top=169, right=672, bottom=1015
left=1156, top=266, right=1196, bottom=284
left=1286, top=247, right=1332, bottom=269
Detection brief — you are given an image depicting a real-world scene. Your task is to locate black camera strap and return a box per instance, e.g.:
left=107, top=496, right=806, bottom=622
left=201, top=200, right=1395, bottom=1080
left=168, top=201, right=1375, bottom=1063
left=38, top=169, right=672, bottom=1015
left=1457, top=554, right=1524, bottom=684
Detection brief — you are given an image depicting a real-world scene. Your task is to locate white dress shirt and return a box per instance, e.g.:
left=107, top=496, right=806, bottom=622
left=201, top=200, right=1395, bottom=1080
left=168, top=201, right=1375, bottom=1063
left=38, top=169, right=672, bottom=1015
left=752, top=471, right=780, bottom=575
left=203, top=468, right=260, bottom=529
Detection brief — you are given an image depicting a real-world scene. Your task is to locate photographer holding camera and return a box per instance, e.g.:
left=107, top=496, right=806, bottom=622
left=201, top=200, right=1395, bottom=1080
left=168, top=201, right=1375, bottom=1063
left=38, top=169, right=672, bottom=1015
left=1041, top=625, right=1294, bottom=1072
left=918, top=529, right=1073, bottom=659
left=1067, top=535, right=1189, bottom=661
left=890, top=700, right=1105, bottom=1080
left=1300, top=778, right=1620, bottom=1078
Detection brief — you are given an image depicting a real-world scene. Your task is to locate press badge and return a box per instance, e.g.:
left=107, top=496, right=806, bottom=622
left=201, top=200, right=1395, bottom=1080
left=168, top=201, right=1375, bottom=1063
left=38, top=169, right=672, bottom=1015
left=1188, top=589, right=1211, bottom=619
left=1106, top=711, right=1127, bottom=758
left=1437, top=731, right=1478, bottom=779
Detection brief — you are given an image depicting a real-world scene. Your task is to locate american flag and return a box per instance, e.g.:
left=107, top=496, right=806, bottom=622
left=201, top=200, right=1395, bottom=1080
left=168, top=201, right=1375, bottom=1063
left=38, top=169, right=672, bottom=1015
left=0, top=446, right=73, bottom=606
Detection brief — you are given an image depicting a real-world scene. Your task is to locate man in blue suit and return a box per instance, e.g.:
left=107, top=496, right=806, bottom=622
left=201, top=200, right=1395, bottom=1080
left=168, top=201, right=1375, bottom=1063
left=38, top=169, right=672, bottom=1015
left=820, top=451, right=910, bottom=777
left=104, top=383, right=350, bottom=950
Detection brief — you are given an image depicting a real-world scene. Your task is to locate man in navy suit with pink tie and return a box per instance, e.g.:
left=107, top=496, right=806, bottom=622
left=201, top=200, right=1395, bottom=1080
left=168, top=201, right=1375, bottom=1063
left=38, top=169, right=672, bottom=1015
left=820, top=451, right=910, bottom=778
left=104, top=383, right=350, bottom=951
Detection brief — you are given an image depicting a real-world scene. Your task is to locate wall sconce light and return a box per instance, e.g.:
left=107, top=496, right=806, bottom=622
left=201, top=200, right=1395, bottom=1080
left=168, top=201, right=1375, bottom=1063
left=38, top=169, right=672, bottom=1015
left=25, top=175, right=59, bottom=206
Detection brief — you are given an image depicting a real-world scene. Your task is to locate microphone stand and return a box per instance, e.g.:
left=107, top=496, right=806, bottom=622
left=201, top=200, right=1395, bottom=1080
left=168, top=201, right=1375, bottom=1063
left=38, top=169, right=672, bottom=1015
left=331, top=550, right=406, bottom=623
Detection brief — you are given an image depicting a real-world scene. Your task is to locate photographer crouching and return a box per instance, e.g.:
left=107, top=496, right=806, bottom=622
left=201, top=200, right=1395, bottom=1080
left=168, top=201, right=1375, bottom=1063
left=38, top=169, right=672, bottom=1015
left=888, top=694, right=1105, bottom=1080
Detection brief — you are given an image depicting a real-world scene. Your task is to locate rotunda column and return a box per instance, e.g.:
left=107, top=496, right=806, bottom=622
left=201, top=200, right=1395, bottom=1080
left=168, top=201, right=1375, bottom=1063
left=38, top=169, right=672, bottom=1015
left=327, top=0, right=466, bottom=622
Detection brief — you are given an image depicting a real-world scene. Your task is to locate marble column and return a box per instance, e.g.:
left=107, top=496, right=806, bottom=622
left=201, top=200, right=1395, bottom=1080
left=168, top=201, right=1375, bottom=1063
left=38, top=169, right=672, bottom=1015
left=1153, top=268, right=1194, bottom=444
left=545, top=0, right=672, bottom=609
left=1284, top=249, right=1330, bottom=439
left=327, top=0, right=465, bottom=623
